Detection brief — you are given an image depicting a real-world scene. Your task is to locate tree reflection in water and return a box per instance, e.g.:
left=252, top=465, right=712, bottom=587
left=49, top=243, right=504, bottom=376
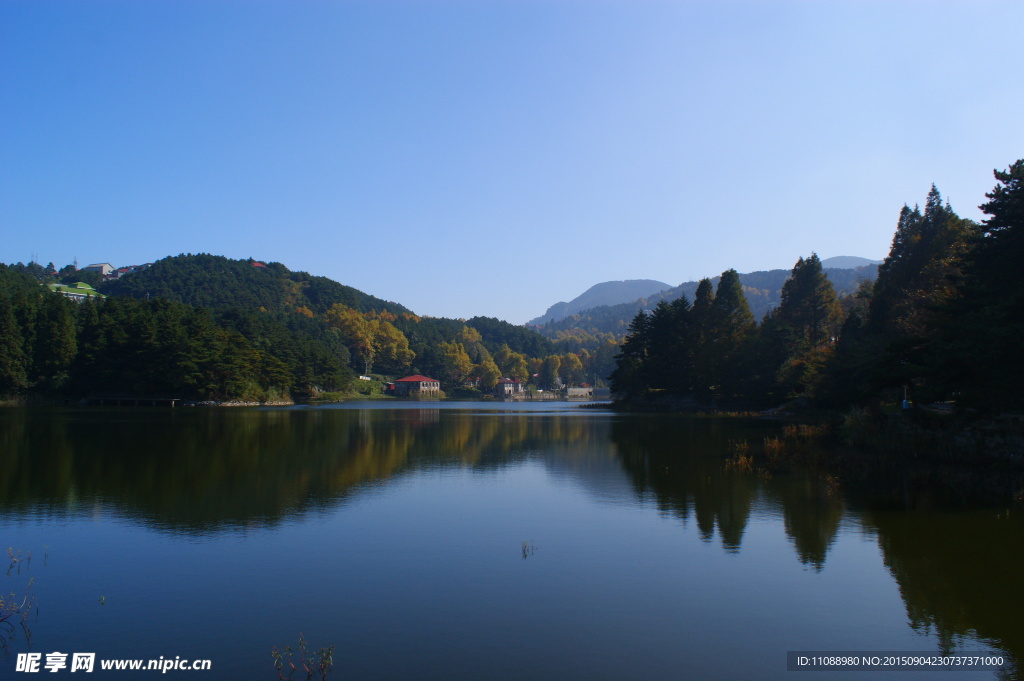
left=1, top=407, right=1020, bottom=676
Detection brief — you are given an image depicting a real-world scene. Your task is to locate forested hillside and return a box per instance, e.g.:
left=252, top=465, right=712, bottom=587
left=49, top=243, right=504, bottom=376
left=0, top=264, right=353, bottom=400
left=1, top=254, right=605, bottom=400
left=611, top=160, right=1024, bottom=412
left=100, top=254, right=410, bottom=315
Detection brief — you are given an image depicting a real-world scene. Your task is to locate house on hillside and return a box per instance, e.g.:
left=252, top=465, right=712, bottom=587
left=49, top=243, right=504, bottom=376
left=495, top=378, right=523, bottom=397
left=81, top=263, right=114, bottom=276
left=110, top=264, right=150, bottom=278
left=388, top=375, right=441, bottom=396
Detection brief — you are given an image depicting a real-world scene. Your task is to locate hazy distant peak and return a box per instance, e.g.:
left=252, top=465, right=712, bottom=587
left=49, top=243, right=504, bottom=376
left=528, top=279, right=672, bottom=326
left=819, top=255, right=882, bottom=269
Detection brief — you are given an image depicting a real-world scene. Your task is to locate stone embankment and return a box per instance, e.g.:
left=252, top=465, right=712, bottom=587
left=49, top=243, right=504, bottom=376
left=187, top=400, right=294, bottom=407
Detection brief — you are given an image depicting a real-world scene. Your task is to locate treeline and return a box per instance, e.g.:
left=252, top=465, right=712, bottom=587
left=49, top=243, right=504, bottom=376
left=538, top=265, right=878, bottom=339
left=611, top=160, right=1024, bottom=412
left=0, top=266, right=354, bottom=400
left=1, top=254, right=614, bottom=400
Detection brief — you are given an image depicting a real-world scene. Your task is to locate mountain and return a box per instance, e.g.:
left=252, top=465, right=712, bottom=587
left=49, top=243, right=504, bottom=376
left=538, top=264, right=879, bottom=338
left=820, top=255, right=882, bottom=269
left=99, top=253, right=411, bottom=315
left=528, top=279, right=672, bottom=326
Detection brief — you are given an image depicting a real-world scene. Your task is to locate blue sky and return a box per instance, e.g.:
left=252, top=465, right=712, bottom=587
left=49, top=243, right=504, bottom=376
left=3, top=1, right=1022, bottom=323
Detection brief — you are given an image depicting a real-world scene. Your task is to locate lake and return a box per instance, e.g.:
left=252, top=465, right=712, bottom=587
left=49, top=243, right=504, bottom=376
left=0, top=403, right=1020, bottom=680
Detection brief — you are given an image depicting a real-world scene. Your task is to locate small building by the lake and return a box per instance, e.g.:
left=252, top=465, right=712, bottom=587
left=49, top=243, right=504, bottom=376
left=388, top=374, right=441, bottom=396
left=495, top=378, right=523, bottom=397
left=566, top=383, right=594, bottom=398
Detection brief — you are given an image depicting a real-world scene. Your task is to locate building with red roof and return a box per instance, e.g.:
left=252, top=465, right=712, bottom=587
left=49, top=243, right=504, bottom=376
left=389, top=374, right=441, bottom=396
left=495, top=378, right=523, bottom=397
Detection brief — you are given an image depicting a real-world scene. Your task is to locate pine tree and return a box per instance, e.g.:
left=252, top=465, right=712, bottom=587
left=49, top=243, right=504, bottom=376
left=768, top=254, right=843, bottom=400
left=0, top=295, right=28, bottom=393
left=32, top=291, right=78, bottom=390
left=866, top=187, right=978, bottom=402
left=711, top=269, right=755, bottom=401
left=778, top=254, right=843, bottom=347
left=690, top=278, right=717, bottom=401
left=610, top=310, right=651, bottom=398
left=938, top=160, right=1024, bottom=407
left=645, top=300, right=679, bottom=391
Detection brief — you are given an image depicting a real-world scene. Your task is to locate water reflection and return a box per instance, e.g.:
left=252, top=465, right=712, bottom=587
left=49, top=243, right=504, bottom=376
left=0, top=407, right=620, bottom=533
left=610, top=416, right=766, bottom=552
left=860, top=506, right=1024, bottom=678
left=1, top=407, right=1020, bottom=677
left=609, top=415, right=1022, bottom=676
left=770, top=476, right=845, bottom=572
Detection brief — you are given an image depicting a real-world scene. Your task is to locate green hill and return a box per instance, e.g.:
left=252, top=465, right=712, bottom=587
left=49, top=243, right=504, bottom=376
left=100, top=254, right=411, bottom=315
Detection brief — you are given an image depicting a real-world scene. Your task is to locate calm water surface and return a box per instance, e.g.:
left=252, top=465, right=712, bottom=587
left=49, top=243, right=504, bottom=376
left=0, top=403, right=1020, bottom=680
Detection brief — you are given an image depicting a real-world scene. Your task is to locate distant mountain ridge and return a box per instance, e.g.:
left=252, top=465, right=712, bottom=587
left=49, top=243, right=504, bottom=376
left=819, top=255, right=882, bottom=269
left=528, top=279, right=672, bottom=326
left=537, top=262, right=879, bottom=338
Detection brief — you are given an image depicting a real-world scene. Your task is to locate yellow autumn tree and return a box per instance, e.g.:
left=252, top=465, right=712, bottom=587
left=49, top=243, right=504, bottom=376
left=476, top=357, right=502, bottom=391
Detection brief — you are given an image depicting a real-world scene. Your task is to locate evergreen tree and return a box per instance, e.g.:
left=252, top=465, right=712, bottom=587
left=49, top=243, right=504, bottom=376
left=766, top=255, right=843, bottom=399
left=610, top=310, right=651, bottom=398
left=866, top=187, right=978, bottom=403
left=0, top=295, right=28, bottom=393
left=645, top=300, right=680, bottom=391
left=936, top=160, right=1024, bottom=407
left=710, top=269, right=755, bottom=401
left=690, top=278, right=717, bottom=401
left=777, top=254, right=843, bottom=348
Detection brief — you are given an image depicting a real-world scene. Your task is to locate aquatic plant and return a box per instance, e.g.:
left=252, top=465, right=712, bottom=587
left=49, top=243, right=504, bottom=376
left=782, top=423, right=830, bottom=440
left=1, top=549, right=37, bottom=653
left=5, top=548, right=30, bottom=577
left=762, top=436, right=785, bottom=458
left=729, top=439, right=750, bottom=455
left=0, top=580, right=34, bottom=627
left=725, top=452, right=755, bottom=472
left=725, top=439, right=773, bottom=478
left=271, top=634, right=334, bottom=681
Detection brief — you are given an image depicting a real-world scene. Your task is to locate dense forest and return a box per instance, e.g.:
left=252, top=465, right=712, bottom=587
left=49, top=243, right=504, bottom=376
left=101, top=254, right=411, bottom=316
left=0, top=255, right=608, bottom=401
left=610, top=160, right=1024, bottom=413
